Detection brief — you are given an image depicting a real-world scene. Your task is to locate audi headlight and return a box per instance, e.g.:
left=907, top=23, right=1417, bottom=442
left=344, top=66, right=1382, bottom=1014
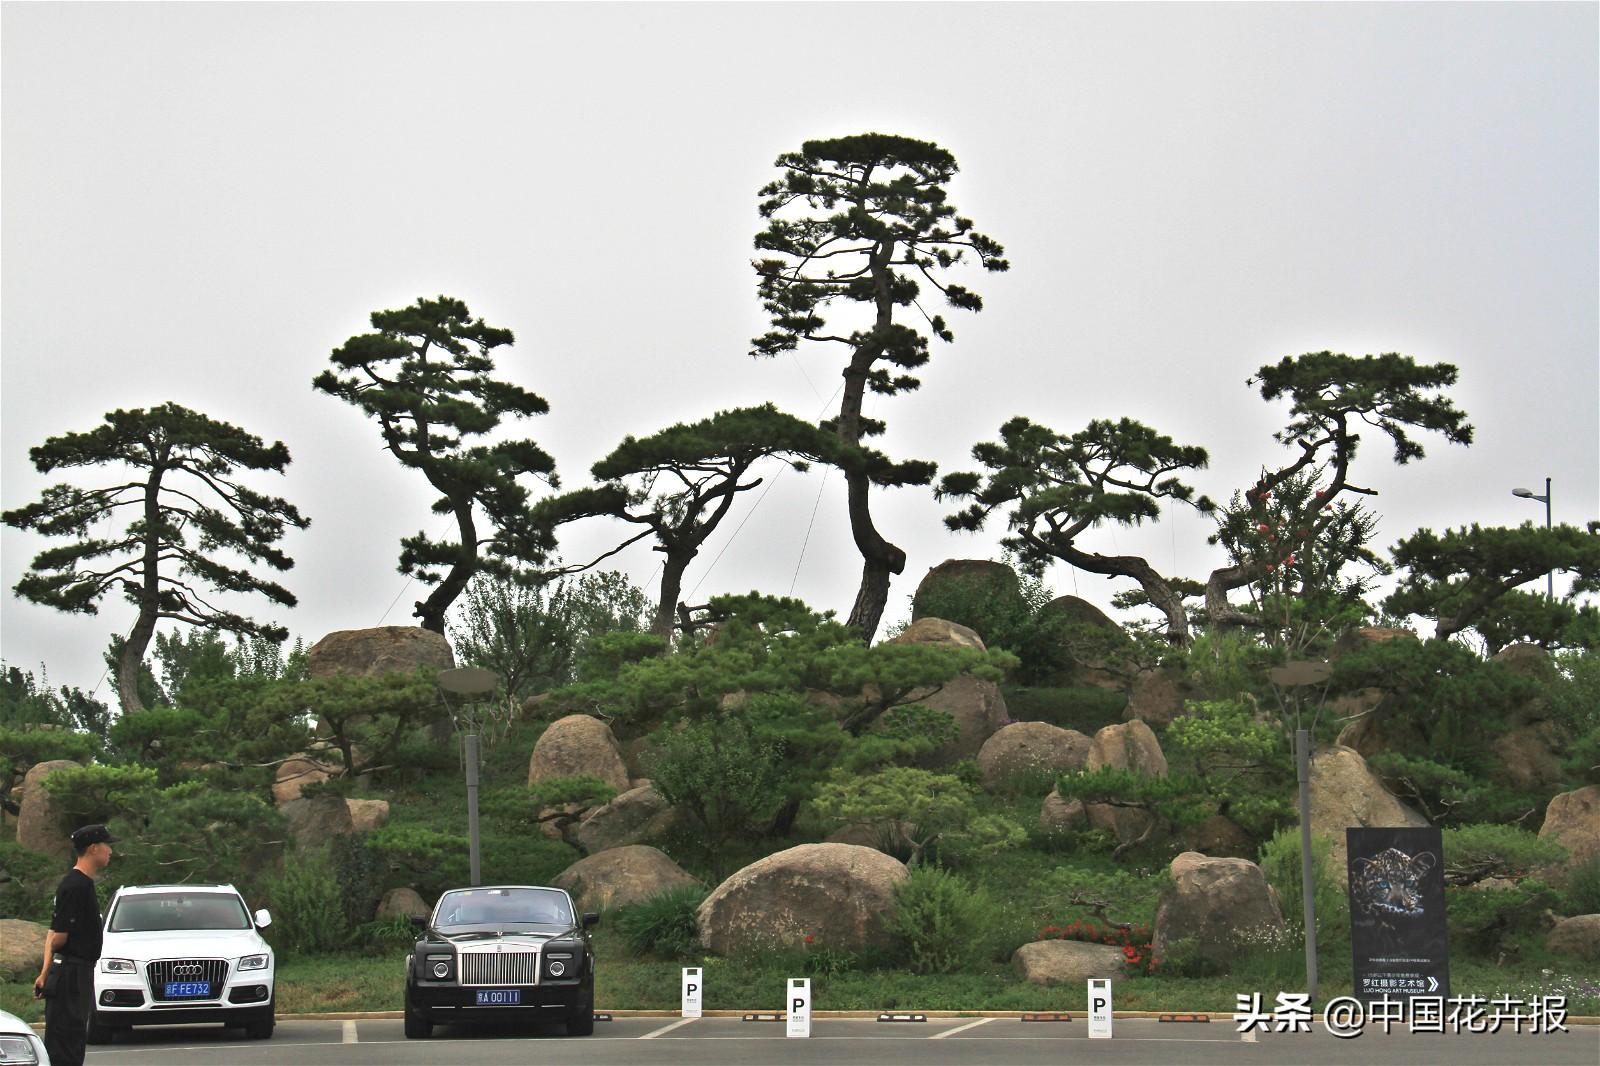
left=101, top=958, right=136, bottom=974
left=238, top=954, right=270, bottom=971
left=0, top=1034, right=40, bottom=1064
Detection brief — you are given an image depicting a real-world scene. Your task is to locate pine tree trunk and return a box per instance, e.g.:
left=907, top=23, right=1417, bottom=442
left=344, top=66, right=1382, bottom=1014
left=416, top=499, right=478, bottom=634
left=652, top=555, right=689, bottom=642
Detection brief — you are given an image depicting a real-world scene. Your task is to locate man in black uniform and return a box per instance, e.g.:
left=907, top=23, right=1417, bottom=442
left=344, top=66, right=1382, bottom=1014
left=33, top=823, right=117, bottom=1066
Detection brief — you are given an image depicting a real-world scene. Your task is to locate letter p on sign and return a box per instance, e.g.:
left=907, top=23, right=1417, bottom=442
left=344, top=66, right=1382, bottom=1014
left=1088, top=978, right=1112, bottom=1039
left=681, top=968, right=702, bottom=1018
left=786, top=977, right=811, bottom=1038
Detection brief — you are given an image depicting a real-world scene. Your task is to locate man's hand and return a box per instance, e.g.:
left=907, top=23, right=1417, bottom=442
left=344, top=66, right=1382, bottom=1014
left=33, top=973, right=45, bottom=998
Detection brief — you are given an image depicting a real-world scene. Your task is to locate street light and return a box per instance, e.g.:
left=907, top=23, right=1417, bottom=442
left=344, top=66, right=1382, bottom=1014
left=1511, top=478, right=1553, bottom=600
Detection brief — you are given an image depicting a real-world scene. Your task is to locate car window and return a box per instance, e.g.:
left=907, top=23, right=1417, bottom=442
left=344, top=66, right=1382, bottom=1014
left=109, top=892, right=252, bottom=931
left=433, top=888, right=573, bottom=929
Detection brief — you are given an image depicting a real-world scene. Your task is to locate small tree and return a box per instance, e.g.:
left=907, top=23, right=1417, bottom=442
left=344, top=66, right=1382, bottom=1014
left=1384, top=522, right=1600, bottom=646
left=939, top=416, right=1213, bottom=645
left=313, top=295, right=557, bottom=633
left=3, top=404, right=309, bottom=714
left=753, top=133, right=1008, bottom=640
left=810, top=766, right=1024, bottom=866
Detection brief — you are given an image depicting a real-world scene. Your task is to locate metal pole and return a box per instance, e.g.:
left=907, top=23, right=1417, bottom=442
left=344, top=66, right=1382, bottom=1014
left=466, top=733, right=482, bottom=887
left=1296, top=728, right=1318, bottom=1002
left=1545, top=477, right=1553, bottom=602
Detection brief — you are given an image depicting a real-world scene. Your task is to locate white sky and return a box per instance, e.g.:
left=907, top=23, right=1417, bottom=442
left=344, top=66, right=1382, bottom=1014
left=3, top=2, right=1597, bottom=696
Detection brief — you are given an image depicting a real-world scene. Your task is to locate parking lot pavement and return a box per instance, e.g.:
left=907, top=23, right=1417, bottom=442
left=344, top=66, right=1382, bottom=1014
left=83, top=1015, right=1600, bottom=1066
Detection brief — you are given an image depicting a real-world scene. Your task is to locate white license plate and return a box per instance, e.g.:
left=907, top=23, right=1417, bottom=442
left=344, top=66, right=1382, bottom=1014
left=475, top=989, right=520, bottom=1006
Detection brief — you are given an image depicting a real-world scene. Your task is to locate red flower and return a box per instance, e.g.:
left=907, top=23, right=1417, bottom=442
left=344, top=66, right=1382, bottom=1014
left=1257, top=523, right=1270, bottom=533
left=804, top=935, right=814, bottom=944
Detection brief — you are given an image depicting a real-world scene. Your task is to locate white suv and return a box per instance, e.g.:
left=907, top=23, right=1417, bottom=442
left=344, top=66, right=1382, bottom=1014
left=90, top=884, right=275, bottom=1043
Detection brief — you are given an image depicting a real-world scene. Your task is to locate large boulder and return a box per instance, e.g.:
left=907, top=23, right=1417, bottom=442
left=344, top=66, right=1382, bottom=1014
left=1083, top=721, right=1167, bottom=845
left=1308, top=746, right=1428, bottom=880
left=346, top=799, right=391, bottom=834
left=573, top=783, right=681, bottom=855
left=1037, top=596, right=1133, bottom=690
left=280, top=795, right=355, bottom=851
left=1184, top=815, right=1255, bottom=859
left=16, top=760, right=82, bottom=864
left=697, top=843, right=908, bottom=956
left=1012, top=939, right=1125, bottom=985
left=884, top=619, right=1008, bottom=764
left=376, top=887, right=430, bottom=921
left=910, top=559, right=1020, bottom=631
left=1152, top=852, right=1286, bottom=970
left=1122, top=667, right=1194, bottom=727
left=976, top=723, right=1091, bottom=792
left=1544, top=914, right=1600, bottom=961
left=0, top=918, right=49, bottom=980
left=272, top=753, right=339, bottom=806
left=553, top=845, right=700, bottom=913
left=306, top=626, right=455, bottom=678
left=1539, top=786, right=1600, bottom=876
left=824, top=821, right=914, bottom=854
left=1492, top=643, right=1560, bottom=683
left=528, top=715, right=631, bottom=793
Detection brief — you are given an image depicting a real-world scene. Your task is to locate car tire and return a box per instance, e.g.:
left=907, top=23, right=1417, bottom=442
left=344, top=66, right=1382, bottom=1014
left=243, top=1000, right=276, bottom=1040
left=403, top=988, right=432, bottom=1039
left=566, top=989, right=595, bottom=1037
left=86, top=1012, right=117, bottom=1045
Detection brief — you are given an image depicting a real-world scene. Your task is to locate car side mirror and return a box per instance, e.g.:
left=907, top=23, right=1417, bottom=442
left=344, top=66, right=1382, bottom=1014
left=410, top=915, right=428, bottom=930
left=582, top=912, right=599, bottom=928
left=254, top=909, right=272, bottom=929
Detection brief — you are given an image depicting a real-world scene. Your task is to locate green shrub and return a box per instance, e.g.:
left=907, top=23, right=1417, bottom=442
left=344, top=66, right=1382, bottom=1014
left=0, top=841, right=56, bottom=922
left=888, top=865, right=991, bottom=974
left=1259, top=828, right=1348, bottom=947
left=1446, top=881, right=1560, bottom=956
left=1001, top=686, right=1127, bottom=734
left=265, top=849, right=352, bottom=955
left=1441, top=823, right=1567, bottom=884
left=614, top=884, right=706, bottom=960
left=1564, top=855, right=1600, bottom=915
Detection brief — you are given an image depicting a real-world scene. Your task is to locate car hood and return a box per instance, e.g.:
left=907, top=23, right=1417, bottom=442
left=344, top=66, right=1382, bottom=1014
left=102, top=928, right=269, bottom=960
left=432, top=925, right=578, bottom=947
left=0, top=1006, right=34, bottom=1035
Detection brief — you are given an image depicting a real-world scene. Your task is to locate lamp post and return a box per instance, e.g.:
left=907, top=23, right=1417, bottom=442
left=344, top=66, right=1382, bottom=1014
left=1511, top=478, right=1553, bottom=600
left=437, top=667, right=501, bottom=886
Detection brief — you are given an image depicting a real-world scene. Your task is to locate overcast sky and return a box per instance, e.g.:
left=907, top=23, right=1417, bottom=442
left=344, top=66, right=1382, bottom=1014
left=3, top=2, right=1596, bottom=698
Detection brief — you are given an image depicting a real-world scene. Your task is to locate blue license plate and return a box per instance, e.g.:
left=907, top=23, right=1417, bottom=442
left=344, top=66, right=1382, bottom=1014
left=475, top=989, right=520, bottom=1006
left=164, top=981, right=211, bottom=998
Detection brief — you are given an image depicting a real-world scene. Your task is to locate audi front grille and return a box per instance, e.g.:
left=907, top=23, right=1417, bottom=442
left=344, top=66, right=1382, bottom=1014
left=146, top=959, right=229, bottom=1000
left=459, top=951, right=539, bottom=986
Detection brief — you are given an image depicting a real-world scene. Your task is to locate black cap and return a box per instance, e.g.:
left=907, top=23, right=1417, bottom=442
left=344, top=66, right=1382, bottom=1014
left=70, top=824, right=120, bottom=849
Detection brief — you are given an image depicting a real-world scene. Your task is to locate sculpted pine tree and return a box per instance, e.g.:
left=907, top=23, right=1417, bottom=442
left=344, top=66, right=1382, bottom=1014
left=533, top=405, right=859, bottom=640
left=939, top=417, right=1214, bottom=645
left=1385, top=522, right=1600, bottom=646
left=313, top=296, right=557, bottom=633
left=1204, top=352, right=1472, bottom=631
left=752, top=133, right=1008, bottom=641
left=2, top=404, right=308, bottom=714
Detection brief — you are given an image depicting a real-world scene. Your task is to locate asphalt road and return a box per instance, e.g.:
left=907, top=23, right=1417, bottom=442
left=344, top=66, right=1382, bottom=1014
left=81, top=1015, right=1600, bottom=1066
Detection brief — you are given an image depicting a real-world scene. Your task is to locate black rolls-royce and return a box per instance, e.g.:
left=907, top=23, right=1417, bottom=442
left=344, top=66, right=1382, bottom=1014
left=403, top=885, right=598, bottom=1038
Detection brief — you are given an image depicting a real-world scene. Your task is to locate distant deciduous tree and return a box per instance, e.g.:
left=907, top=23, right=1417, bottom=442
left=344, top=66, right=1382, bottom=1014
left=3, top=404, right=308, bottom=714
left=752, top=133, right=1008, bottom=641
left=313, top=295, right=557, bottom=633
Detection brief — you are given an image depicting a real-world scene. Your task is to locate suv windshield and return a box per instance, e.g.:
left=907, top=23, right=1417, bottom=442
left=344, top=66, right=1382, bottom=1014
left=110, top=892, right=251, bottom=932
left=433, top=888, right=573, bottom=930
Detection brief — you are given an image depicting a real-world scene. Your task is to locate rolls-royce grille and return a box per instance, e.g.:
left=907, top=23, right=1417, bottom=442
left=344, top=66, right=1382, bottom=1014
left=146, top=959, right=229, bottom=1000
left=460, top=951, right=539, bottom=986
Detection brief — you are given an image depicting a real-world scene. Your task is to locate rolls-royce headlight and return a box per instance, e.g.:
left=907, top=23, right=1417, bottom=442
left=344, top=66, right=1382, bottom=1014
left=100, top=958, right=136, bottom=974
left=548, top=960, right=566, bottom=977
left=238, top=954, right=270, bottom=971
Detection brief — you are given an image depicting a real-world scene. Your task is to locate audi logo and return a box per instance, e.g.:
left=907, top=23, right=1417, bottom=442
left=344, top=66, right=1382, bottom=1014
left=172, top=964, right=204, bottom=978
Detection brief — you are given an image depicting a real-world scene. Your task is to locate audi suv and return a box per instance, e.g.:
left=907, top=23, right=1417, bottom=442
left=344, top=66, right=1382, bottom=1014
left=404, top=885, right=597, bottom=1038
left=90, top=884, right=275, bottom=1043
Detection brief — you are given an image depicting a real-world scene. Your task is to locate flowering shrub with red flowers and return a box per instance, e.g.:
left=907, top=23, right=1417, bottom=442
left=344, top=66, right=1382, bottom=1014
left=1038, top=918, right=1158, bottom=976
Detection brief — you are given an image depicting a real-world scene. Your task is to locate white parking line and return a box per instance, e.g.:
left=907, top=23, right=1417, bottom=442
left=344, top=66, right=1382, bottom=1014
left=931, top=1017, right=994, bottom=1039
left=640, top=1017, right=698, bottom=1039
left=342, top=1020, right=357, bottom=1043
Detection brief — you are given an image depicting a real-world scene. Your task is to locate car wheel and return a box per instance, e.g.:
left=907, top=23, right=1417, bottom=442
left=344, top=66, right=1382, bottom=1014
left=244, top=1001, right=276, bottom=1040
left=566, top=990, right=595, bottom=1037
left=86, top=1012, right=117, bottom=1045
left=403, top=988, right=432, bottom=1039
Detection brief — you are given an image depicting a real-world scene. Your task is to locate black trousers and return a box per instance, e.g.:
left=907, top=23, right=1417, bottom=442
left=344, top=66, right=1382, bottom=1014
left=44, top=959, right=94, bottom=1066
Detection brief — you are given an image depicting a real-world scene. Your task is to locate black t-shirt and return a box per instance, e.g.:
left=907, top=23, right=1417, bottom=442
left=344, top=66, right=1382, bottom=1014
left=50, top=868, right=102, bottom=963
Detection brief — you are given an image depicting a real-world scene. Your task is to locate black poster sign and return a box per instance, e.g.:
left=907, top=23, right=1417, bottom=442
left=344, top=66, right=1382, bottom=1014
left=1347, top=826, right=1450, bottom=1001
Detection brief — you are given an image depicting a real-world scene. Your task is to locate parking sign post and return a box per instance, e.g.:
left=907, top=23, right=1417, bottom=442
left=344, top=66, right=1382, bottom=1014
left=786, top=978, right=810, bottom=1038
left=681, top=968, right=702, bottom=1018
left=1088, top=979, right=1113, bottom=1039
